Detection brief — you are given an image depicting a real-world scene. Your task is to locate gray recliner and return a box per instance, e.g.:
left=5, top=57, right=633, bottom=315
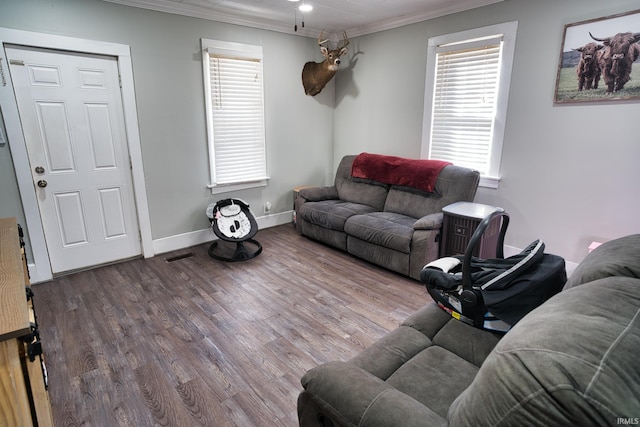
left=298, top=234, right=640, bottom=426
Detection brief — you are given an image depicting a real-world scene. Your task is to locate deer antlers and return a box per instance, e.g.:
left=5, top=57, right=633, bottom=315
left=317, top=30, right=329, bottom=46
left=317, top=30, right=349, bottom=50
left=339, top=31, right=350, bottom=50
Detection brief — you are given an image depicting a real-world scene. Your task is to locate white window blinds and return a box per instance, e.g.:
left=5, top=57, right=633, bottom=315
left=203, top=39, right=267, bottom=191
left=429, top=37, right=502, bottom=175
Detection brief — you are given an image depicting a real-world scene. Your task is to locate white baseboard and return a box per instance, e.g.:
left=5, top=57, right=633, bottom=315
left=152, top=210, right=294, bottom=255
left=152, top=220, right=580, bottom=275
left=26, top=263, right=42, bottom=284
left=31, top=214, right=578, bottom=282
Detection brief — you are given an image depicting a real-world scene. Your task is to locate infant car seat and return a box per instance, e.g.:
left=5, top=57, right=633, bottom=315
left=421, top=211, right=566, bottom=333
left=205, top=198, right=262, bottom=262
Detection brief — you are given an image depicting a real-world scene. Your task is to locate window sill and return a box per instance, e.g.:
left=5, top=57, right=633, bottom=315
left=208, top=179, right=268, bottom=194
left=479, top=175, right=501, bottom=189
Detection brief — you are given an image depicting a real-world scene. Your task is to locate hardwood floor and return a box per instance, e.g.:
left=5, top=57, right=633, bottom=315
left=32, top=224, right=431, bottom=426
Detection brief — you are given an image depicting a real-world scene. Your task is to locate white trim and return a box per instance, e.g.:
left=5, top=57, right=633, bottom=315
left=25, top=263, right=43, bottom=285
left=207, top=179, right=269, bottom=194
left=480, top=175, right=501, bottom=189
left=421, top=21, right=518, bottom=189
left=152, top=211, right=293, bottom=255
left=204, top=40, right=263, bottom=59
left=343, top=0, right=505, bottom=37
left=0, top=28, right=153, bottom=283
left=102, top=0, right=504, bottom=38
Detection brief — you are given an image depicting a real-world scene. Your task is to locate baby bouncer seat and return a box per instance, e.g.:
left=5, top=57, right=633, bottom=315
left=421, top=210, right=566, bottom=333
left=206, top=198, right=262, bottom=262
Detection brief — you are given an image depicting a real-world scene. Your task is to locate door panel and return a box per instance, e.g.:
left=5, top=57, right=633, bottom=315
left=98, top=188, right=127, bottom=238
left=54, top=192, right=88, bottom=246
left=36, top=101, right=76, bottom=172
left=86, top=104, right=117, bottom=169
left=6, top=45, right=141, bottom=273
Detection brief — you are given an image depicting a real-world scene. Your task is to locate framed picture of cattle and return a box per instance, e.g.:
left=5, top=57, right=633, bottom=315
left=554, top=9, right=640, bottom=104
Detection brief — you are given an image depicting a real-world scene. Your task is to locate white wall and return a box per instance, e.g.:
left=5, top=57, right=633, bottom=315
left=0, top=0, right=335, bottom=250
left=334, top=0, right=640, bottom=266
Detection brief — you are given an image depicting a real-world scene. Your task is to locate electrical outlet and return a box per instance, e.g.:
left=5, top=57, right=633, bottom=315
left=264, top=201, right=272, bottom=214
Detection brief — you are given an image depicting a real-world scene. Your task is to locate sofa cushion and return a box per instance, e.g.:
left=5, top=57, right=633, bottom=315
left=298, top=200, right=378, bottom=232
left=350, top=325, right=434, bottom=380
left=387, top=346, right=479, bottom=419
left=384, top=187, right=439, bottom=219
left=301, top=302, right=495, bottom=425
left=344, top=212, right=416, bottom=253
left=334, top=155, right=390, bottom=211
left=565, top=234, right=640, bottom=290
left=300, top=362, right=448, bottom=427
left=431, top=317, right=502, bottom=367
left=448, top=276, right=640, bottom=426
left=347, top=302, right=501, bottom=421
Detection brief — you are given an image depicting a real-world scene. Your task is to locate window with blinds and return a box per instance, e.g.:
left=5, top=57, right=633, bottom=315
left=421, top=22, right=518, bottom=188
left=202, top=39, right=268, bottom=193
left=430, top=38, right=502, bottom=174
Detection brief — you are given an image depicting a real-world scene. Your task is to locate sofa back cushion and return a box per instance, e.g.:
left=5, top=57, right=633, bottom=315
left=564, top=234, right=640, bottom=290
left=383, top=165, right=480, bottom=218
left=448, top=275, right=640, bottom=426
left=334, top=155, right=389, bottom=211
left=334, top=155, right=480, bottom=217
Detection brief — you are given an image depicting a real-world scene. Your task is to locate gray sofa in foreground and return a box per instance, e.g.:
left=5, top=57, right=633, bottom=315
left=298, top=234, right=640, bottom=426
left=295, top=154, right=480, bottom=280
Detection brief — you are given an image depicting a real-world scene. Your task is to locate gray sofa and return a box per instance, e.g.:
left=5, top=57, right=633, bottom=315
left=295, top=154, right=480, bottom=280
left=298, top=234, right=640, bottom=426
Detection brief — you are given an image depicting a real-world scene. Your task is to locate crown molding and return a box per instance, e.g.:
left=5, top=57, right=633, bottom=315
left=347, top=0, right=504, bottom=37
left=102, top=0, right=503, bottom=38
left=102, top=0, right=318, bottom=37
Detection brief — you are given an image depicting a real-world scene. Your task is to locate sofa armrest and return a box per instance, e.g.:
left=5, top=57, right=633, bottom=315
left=413, top=212, right=444, bottom=230
left=299, top=361, right=446, bottom=427
left=299, top=186, right=338, bottom=202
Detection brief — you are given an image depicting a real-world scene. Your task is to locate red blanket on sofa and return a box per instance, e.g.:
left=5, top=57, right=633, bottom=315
left=351, top=153, right=451, bottom=193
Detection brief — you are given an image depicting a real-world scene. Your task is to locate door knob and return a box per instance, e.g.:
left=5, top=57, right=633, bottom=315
left=35, top=166, right=45, bottom=174
left=37, top=180, right=47, bottom=188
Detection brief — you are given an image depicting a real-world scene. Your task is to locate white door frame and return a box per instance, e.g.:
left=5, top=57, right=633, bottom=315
left=0, top=28, right=153, bottom=283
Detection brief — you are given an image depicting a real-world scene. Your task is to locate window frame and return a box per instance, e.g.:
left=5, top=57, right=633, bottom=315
left=201, top=38, right=269, bottom=194
left=420, top=21, right=518, bottom=189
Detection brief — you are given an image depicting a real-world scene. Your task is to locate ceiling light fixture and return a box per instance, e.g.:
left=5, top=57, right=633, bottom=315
left=294, top=8, right=303, bottom=31
left=293, top=3, right=311, bottom=32
left=288, top=0, right=300, bottom=2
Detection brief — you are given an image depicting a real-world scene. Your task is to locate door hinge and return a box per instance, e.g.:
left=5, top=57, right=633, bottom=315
left=119, top=74, right=122, bottom=88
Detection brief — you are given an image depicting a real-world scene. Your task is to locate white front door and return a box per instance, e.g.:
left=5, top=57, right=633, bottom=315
left=6, top=45, right=141, bottom=274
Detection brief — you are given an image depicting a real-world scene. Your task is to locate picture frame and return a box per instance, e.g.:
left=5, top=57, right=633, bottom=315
left=554, top=9, right=640, bottom=104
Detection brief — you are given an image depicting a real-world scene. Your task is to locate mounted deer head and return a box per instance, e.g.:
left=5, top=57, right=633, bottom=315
left=302, top=30, right=349, bottom=96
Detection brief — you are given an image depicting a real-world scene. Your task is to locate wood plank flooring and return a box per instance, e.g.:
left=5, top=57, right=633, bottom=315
left=32, top=224, right=431, bottom=426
